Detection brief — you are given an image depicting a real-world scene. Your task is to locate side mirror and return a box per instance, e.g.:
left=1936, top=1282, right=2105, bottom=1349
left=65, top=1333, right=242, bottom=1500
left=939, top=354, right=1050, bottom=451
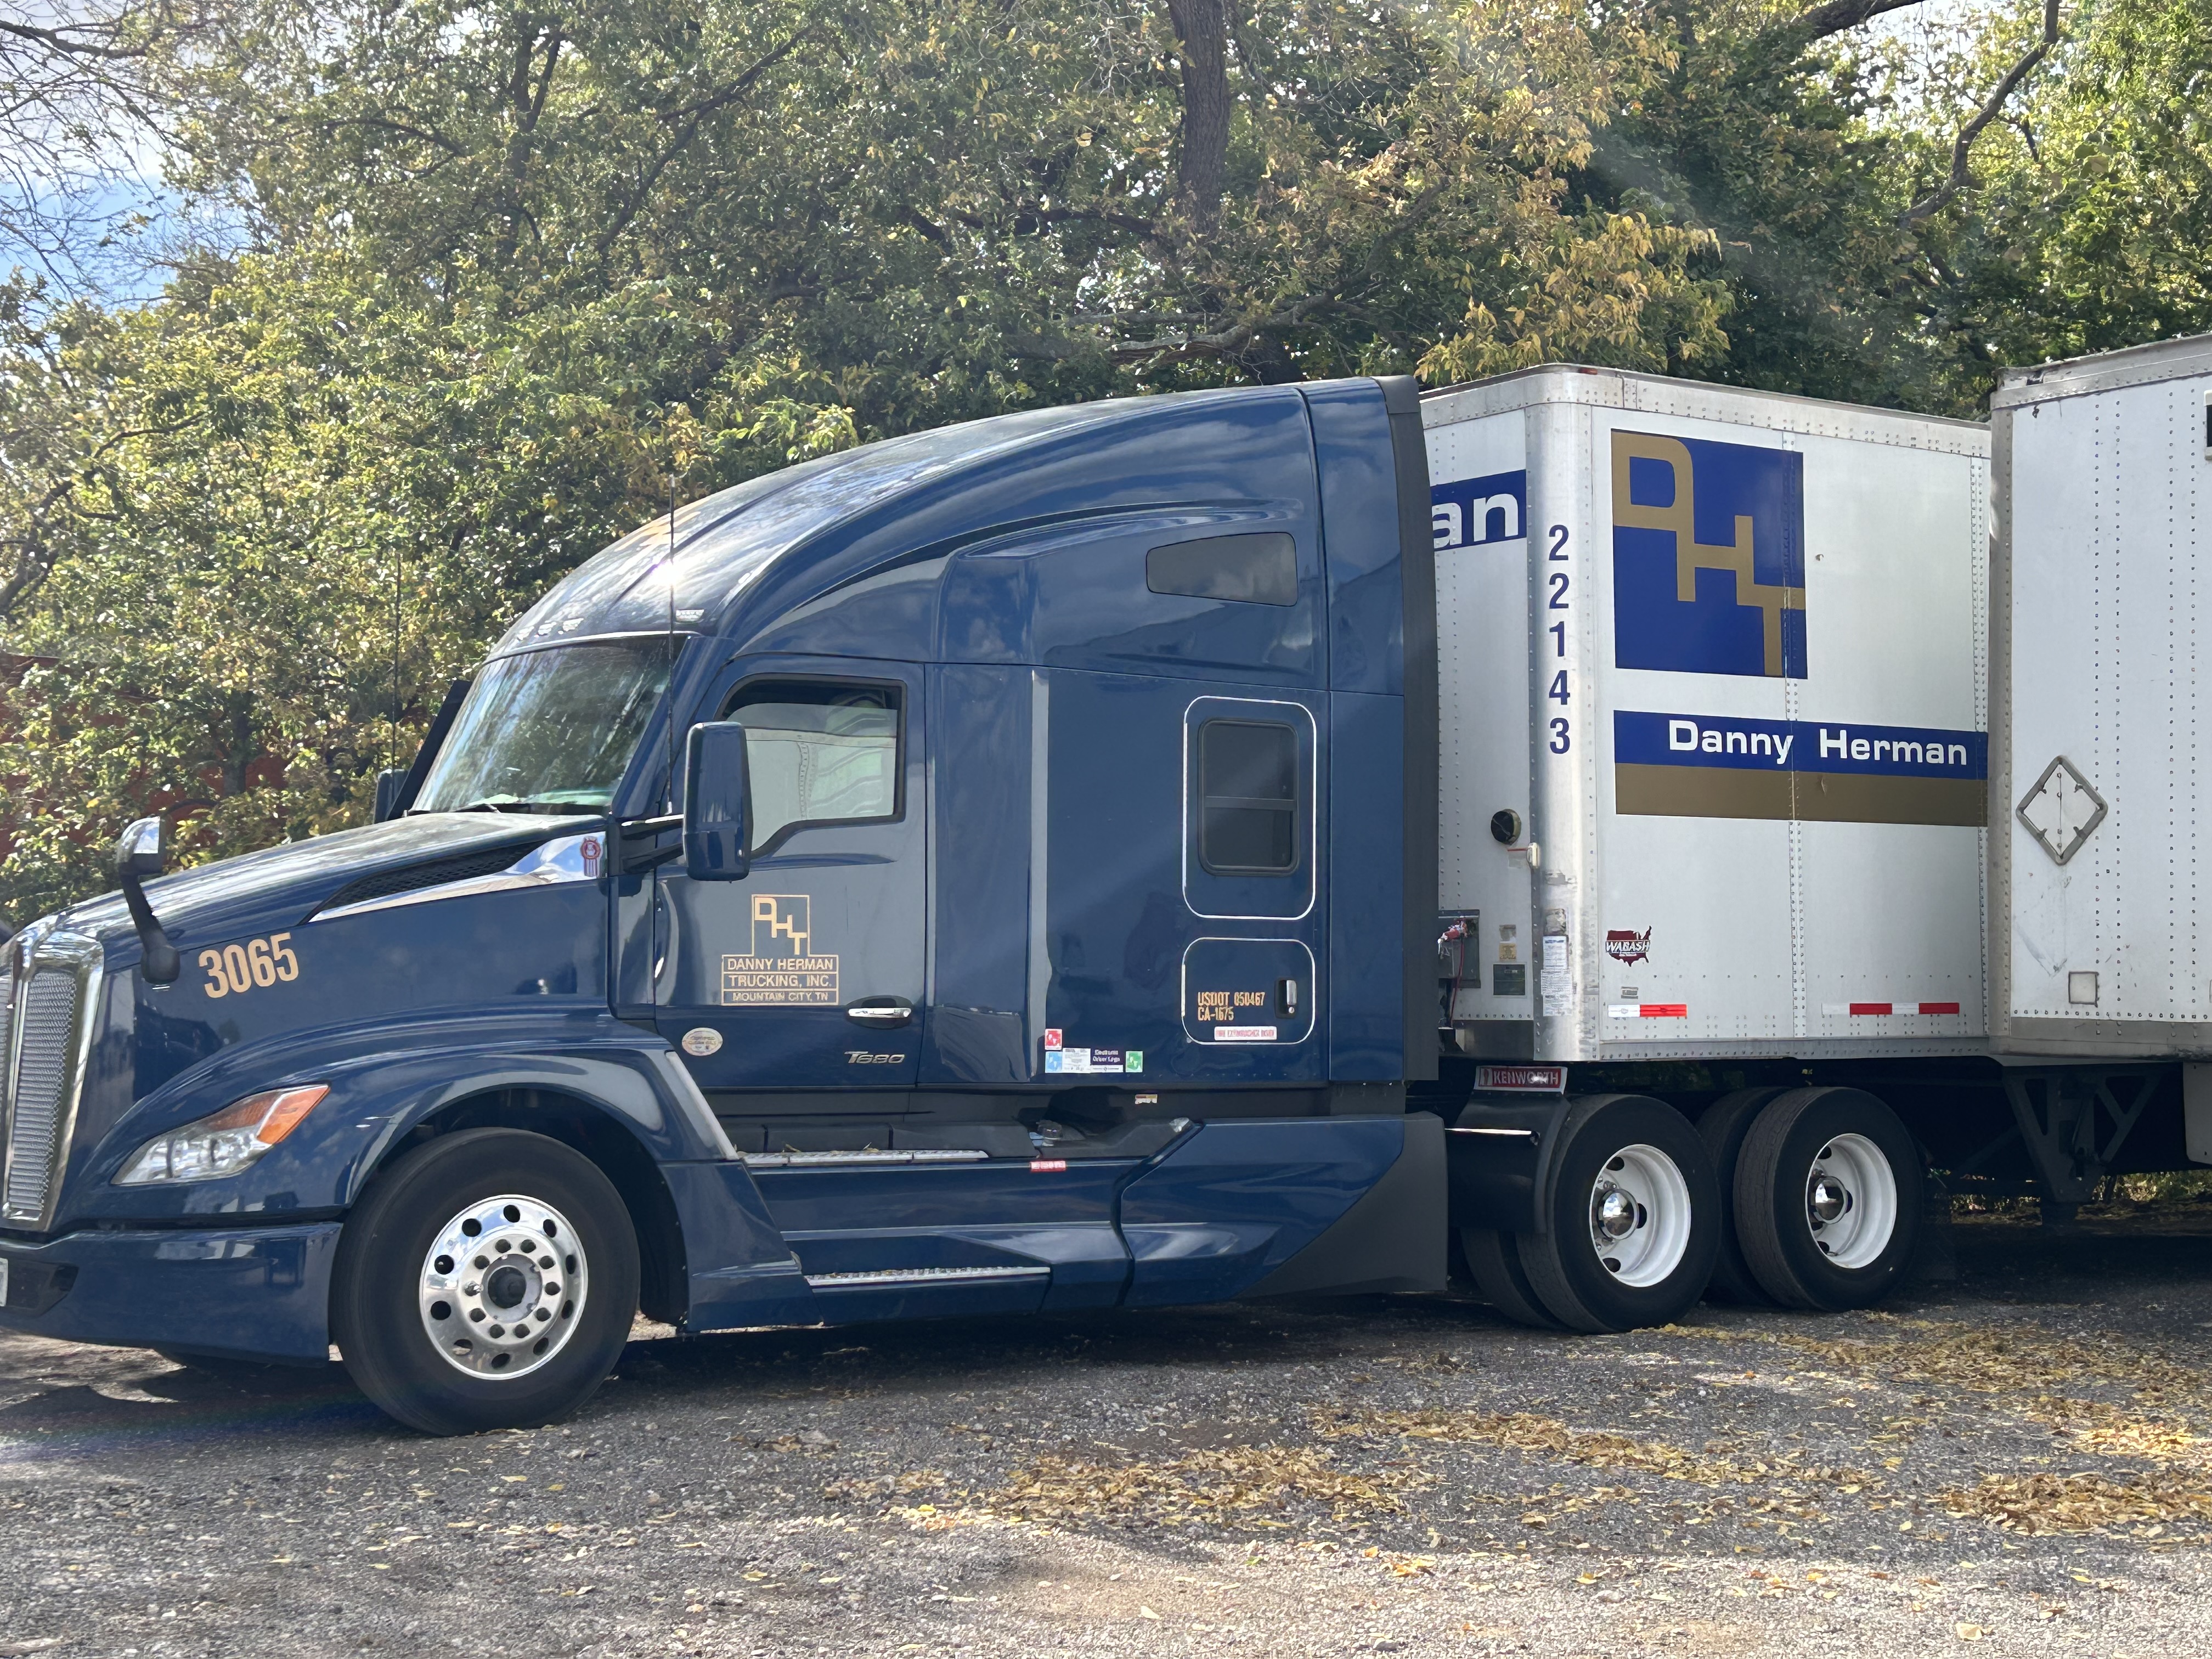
left=373, top=768, right=408, bottom=823
left=114, top=816, right=179, bottom=986
left=682, top=721, right=751, bottom=881
left=117, top=815, right=168, bottom=880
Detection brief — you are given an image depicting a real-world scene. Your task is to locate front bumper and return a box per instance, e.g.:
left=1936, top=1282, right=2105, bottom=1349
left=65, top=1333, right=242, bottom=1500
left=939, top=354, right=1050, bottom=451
left=0, top=1222, right=340, bottom=1364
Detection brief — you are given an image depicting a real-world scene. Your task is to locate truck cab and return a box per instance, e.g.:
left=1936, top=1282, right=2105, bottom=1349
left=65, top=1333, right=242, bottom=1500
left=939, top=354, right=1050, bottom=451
left=0, top=377, right=1446, bottom=1432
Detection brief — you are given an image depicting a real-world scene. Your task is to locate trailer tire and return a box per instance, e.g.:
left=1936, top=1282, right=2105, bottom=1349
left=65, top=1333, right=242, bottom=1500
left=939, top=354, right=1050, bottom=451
left=1459, top=1229, right=1565, bottom=1329
left=1514, top=1096, right=1720, bottom=1334
left=1734, top=1088, right=1921, bottom=1312
left=332, top=1128, right=640, bottom=1436
left=1695, top=1088, right=1791, bottom=1306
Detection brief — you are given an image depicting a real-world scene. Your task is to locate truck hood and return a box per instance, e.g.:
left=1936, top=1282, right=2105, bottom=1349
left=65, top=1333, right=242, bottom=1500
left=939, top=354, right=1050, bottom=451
left=52, top=812, right=596, bottom=957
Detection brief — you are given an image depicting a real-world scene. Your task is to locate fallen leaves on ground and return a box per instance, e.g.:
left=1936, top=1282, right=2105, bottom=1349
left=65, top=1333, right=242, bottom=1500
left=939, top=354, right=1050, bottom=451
left=971, top=1443, right=1406, bottom=1529
left=1939, top=1471, right=2212, bottom=1535
left=1319, top=1407, right=1865, bottom=1490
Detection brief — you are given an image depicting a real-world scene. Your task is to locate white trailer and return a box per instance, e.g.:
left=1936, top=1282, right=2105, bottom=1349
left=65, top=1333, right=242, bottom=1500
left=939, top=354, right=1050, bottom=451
left=1993, top=335, right=2212, bottom=1056
left=1418, top=368, right=2003, bottom=1325
left=1984, top=336, right=2212, bottom=1206
left=1423, top=368, right=1991, bottom=1062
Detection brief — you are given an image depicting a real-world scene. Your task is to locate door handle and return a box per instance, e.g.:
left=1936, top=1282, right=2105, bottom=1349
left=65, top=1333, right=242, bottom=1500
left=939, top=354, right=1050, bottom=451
left=845, top=998, right=915, bottom=1026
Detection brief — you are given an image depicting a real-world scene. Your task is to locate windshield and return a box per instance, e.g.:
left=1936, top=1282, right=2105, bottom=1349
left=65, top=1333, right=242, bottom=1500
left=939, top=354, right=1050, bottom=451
left=413, top=637, right=676, bottom=814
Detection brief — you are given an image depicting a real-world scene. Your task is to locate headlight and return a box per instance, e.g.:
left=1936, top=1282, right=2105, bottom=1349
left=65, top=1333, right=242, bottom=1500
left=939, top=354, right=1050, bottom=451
left=115, top=1085, right=330, bottom=1186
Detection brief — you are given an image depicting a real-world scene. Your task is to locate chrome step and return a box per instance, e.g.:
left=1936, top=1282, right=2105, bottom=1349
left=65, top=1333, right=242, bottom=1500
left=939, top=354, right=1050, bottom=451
left=804, top=1265, right=1049, bottom=1290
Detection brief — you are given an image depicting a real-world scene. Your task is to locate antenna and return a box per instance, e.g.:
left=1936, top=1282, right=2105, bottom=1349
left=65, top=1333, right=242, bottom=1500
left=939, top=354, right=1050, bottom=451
left=664, top=443, right=679, bottom=815
left=391, top=543, right=402, bottom=780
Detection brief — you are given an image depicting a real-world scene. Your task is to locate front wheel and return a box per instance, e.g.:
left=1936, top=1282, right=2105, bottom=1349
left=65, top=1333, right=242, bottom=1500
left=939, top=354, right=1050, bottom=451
left=1511, top=1095, right=1720, bottom=1333
left=331, top=1128, right=640, bottom=1435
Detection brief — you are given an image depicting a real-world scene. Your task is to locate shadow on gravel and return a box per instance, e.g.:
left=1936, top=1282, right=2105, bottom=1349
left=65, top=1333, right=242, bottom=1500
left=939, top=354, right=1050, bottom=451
left=0, top=1359, right=383, bottom=1457
left=4, top=1204, right=2212, bottom=1454
left=601, top=1295, right=1516, bottom=1412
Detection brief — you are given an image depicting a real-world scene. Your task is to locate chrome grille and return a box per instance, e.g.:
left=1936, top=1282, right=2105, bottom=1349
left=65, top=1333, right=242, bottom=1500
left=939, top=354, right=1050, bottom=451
left=0, top=926, right=101, bottom=1230
left=0, top=957, right=13, bottom=1118
left=5, top=970, right=80, bottom=1220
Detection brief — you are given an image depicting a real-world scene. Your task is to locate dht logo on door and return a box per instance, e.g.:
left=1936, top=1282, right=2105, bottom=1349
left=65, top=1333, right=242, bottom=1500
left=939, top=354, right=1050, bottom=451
left=752, top=894, right=811, bottom=956
left=1612, top=431, right=1805, bottom=679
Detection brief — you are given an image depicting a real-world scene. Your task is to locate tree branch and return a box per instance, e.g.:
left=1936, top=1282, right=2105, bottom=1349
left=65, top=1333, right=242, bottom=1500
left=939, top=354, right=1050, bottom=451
left=593, top=24, right=820, bottom=259
left=1782, top=0, right=1926, bottom=47
left=1900, top=0, right=2061, bottom=227
left=0, top=18, right=150, bottom=64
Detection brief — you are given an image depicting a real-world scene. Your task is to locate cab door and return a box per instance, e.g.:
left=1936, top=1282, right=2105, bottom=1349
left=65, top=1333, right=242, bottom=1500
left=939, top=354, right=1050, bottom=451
left=654, top=658, right=925, bottom=1090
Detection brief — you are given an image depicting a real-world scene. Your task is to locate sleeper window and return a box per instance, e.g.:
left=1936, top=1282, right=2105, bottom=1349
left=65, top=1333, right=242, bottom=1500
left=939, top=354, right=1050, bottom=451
left=1198, top=720, right=1301, bottom=874
left=724, top=681, right=900, bottom=851
left=1146, top=533, right=1298, bottom=606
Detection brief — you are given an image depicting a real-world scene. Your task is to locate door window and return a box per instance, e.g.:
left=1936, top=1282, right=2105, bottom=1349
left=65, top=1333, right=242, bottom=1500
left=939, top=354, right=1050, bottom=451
left=724, top=681, right=901, bottom=854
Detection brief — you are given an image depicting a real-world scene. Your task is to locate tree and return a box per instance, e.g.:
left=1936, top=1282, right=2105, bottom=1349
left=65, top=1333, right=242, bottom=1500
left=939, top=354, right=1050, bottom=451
left=2, top=0, right=2204, bottom=919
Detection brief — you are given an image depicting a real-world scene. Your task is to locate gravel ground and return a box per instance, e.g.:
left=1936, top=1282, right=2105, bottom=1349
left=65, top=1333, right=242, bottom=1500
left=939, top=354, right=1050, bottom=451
left=5, top=1207, right=2212, bottom=1657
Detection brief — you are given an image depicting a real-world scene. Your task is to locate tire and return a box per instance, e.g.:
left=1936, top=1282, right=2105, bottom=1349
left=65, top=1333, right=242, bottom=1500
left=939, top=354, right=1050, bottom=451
left=331, top=1128, right=640, bottom=1436
left=1734, top=1087, right=1922, bottom=1312
left=1696, top=1088, right=1790, bottom=1306
left=1459, top=1228, right=1564, bottom=1329
left=1513, top=1095, right=1720, bottom=1334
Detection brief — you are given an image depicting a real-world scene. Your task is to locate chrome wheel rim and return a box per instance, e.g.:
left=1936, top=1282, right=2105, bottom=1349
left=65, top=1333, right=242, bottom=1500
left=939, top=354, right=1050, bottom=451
left=1804, top=1132, right=1897, bottom=1270
left=1588, top=1143, right=1693, bottom=1288
left=418, top=1194, right=588, bottom=1380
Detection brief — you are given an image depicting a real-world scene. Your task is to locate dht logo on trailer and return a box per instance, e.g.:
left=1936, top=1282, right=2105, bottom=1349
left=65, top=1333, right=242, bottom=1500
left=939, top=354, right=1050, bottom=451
left=1612, top=431, right=1805, bottom=679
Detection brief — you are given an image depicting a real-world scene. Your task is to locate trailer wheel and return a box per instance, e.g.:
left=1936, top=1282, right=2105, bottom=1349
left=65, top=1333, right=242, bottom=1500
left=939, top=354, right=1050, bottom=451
left=1695, top=1088, right=1790, bottom=1306
left=1734, top=1088, right=1921, bottom=1312
left=1459, top=1229, right=1564, bottom=1329
left=1514, top=1095, right=1720, bottom=1333
left=332, top=1128, right=640, bottom=1436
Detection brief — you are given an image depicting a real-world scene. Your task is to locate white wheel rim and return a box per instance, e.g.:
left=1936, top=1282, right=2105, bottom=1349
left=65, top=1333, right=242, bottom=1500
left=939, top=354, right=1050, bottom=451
left=418, top=1194, right=590, bottom=1380
left=1804, top=1132, right=1898, bottom=1270
left=1587, top=1143, right=1693, bottom=1288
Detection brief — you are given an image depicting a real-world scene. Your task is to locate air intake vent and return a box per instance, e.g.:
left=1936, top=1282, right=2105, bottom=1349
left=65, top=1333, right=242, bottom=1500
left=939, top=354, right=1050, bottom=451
left=321, top=844, right=528, bottom=912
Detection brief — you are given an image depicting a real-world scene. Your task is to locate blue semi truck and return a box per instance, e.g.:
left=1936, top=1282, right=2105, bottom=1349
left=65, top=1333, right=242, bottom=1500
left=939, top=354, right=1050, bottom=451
left=0, top=373, right=1968, bottom=1433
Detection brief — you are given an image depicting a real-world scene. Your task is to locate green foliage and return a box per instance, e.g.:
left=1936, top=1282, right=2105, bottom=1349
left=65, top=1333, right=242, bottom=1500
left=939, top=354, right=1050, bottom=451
left=0, top=0, right=2205, bottom=917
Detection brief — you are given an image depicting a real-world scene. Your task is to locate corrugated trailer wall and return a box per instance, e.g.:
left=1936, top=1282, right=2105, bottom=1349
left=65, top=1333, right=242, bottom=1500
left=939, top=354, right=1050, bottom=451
left=1425, top=368, right=1989, bottom=1066
left=1994, top=336, right=2212, bottom=1058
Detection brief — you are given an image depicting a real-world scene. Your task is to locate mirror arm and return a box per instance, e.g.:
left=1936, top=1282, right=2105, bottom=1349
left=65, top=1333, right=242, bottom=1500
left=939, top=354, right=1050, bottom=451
left=118, top=866, right=179, bottom=987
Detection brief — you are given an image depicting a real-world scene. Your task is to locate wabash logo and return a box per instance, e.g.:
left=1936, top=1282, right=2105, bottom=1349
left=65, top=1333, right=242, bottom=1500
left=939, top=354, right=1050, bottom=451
left=1613, top=431, right=1805, bottom=680
left=1604, top=928, right=1651, bottom=966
